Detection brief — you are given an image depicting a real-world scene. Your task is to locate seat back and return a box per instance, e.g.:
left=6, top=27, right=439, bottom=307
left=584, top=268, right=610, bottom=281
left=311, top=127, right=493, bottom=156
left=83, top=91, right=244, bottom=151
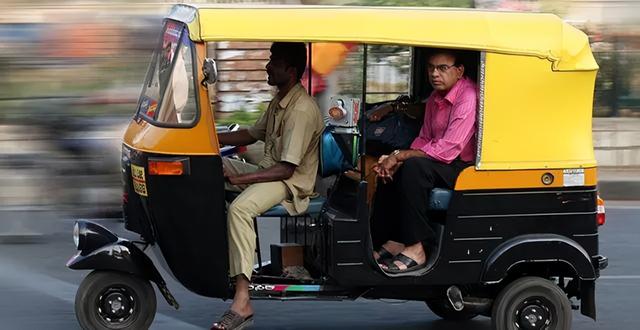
left=429, top=188, right=453, bottom=210
left=318, top=127, right=347, bottom=178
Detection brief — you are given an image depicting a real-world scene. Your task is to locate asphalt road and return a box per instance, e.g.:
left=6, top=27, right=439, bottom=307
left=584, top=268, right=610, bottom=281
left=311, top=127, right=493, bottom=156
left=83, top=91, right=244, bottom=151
left=0, top=204, right=638, bottom=330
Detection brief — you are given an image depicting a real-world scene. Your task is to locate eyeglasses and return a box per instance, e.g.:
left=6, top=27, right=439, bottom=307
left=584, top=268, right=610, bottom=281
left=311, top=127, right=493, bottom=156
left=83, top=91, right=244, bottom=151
left=427, top=64, right=458, bottom=73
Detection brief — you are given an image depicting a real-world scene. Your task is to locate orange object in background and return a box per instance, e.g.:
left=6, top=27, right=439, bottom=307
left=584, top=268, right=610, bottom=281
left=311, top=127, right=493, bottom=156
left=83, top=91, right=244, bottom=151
left=310, top=43, right=356, bottom=76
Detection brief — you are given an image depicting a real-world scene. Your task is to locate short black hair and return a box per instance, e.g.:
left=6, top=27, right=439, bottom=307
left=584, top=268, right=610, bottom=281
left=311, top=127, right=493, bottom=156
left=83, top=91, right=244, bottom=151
left=427, top=48, right=464, bottom=66
left=270, top=42, right=307, bottom=81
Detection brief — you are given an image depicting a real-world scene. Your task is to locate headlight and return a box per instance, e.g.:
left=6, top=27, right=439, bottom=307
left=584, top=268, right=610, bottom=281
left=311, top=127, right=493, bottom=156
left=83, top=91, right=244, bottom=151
left=73, top=221, right=119, bottom=252
left=73, top=222, right=80, bottom=249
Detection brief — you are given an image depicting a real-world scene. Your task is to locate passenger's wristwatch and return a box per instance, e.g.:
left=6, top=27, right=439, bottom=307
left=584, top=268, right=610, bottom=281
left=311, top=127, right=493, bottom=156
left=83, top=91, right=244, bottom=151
left=391, top=149, right=401, bottom=158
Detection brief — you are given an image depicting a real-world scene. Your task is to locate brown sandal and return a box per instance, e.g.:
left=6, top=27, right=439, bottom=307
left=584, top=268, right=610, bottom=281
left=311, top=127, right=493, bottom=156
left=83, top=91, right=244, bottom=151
left=211, top=310, right=254, bottom=330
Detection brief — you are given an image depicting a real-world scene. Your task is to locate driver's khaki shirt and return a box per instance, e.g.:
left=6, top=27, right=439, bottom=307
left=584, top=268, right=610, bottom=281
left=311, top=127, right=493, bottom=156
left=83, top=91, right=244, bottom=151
left=248, top=83, right=324, bottom=215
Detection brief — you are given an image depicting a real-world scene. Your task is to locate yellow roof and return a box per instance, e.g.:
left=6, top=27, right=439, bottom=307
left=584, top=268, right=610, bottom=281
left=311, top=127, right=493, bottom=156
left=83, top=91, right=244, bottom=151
left=167, top=4, right=597, bottom=72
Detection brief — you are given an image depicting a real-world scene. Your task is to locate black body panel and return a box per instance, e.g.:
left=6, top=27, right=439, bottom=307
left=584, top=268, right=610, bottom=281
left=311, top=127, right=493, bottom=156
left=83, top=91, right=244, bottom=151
left=319, top=184, right=600, bottom=291
left=123, top=147, right=230, bottom=298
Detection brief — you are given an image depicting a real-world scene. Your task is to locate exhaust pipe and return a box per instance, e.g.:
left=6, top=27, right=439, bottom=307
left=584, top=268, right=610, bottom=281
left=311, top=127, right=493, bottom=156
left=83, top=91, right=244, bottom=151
left=447, top=285, right=493, bottom=316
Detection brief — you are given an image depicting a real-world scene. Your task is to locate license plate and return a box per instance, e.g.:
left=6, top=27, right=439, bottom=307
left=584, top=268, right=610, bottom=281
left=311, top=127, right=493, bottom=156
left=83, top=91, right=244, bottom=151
left=131, top=164, right=148, bottom=197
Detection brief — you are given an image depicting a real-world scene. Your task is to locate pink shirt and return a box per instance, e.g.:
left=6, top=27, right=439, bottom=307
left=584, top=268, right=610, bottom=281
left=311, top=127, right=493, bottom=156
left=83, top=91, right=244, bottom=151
left=410, top=76, right=477, bottom=164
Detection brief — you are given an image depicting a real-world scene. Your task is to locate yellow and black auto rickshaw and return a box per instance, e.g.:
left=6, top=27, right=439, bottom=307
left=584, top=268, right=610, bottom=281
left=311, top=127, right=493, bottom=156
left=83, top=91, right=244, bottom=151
left=67, top=4, right=608, bottom=330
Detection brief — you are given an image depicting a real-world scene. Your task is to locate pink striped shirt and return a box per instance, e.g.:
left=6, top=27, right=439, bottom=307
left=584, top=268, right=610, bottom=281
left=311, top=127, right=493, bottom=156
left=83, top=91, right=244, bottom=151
left=410, top=76, right=477, bottom=164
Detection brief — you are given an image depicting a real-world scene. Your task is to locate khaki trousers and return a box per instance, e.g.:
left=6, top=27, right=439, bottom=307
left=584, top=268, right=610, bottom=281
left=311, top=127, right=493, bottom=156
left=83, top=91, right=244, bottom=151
left=222, top=158, right=290, bottom=280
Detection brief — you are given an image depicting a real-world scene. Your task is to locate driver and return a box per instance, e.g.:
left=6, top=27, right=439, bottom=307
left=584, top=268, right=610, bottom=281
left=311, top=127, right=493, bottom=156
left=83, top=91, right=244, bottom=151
left=370, top=49, right=477, bottom=274
left=213, top=42, right=324, bottom=329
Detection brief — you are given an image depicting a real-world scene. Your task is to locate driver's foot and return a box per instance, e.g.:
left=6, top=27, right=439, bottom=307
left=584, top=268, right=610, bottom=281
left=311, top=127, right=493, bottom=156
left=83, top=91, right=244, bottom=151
left=229, top=299, right=253, bottom=318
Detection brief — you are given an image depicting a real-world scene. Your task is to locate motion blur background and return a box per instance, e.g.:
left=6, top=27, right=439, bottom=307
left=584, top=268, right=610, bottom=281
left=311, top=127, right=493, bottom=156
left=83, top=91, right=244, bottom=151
left=1, top=0, right=639, bottom=221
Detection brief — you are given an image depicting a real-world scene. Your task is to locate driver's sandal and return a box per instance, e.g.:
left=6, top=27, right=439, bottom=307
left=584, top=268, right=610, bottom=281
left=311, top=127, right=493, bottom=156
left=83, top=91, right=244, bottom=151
left=211, top=310, right=254, bottom=330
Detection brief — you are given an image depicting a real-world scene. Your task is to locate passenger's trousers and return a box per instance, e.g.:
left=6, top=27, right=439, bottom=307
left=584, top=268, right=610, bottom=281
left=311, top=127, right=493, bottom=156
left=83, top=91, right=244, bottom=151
left=222, top=158, right=290, bottom=281
left=370, top=157, right=468, bottom=249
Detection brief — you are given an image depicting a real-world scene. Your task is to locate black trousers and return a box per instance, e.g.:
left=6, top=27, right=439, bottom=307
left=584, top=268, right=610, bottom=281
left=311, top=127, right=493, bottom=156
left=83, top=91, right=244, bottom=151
left=370, top=157, right=469, bottom=249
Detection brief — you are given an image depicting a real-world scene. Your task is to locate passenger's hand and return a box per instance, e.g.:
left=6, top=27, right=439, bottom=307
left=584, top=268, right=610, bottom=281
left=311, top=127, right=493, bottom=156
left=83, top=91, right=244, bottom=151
left=375, top=154, right=402, bottom=183
left=222, top=165, right=231, bottom=178
left=367, top=103, right=393, bottom=122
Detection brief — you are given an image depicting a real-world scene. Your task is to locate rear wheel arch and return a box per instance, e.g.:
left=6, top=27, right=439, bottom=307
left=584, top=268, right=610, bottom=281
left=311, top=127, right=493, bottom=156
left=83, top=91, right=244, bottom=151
left=482, top=234, right=596, bottom=283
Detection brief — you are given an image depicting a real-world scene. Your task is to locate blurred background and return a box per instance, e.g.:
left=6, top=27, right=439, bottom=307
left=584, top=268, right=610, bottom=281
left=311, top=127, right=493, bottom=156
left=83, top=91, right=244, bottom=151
left=0, top=0, right=639, bottom=220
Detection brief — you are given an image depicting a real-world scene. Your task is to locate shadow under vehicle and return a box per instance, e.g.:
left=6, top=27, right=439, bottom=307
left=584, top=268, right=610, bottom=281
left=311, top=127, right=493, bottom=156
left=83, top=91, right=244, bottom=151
left=67, top=4, right=608, bottom=330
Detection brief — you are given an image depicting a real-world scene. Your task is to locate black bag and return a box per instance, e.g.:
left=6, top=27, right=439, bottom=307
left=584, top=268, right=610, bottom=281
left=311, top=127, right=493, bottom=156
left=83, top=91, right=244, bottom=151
left=365, top=110, right=421, bottom=157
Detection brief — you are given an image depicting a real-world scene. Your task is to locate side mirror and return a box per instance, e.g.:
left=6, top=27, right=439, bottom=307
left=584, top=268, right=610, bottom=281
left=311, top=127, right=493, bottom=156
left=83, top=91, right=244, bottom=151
left=201, top=58, right=218, bottom=86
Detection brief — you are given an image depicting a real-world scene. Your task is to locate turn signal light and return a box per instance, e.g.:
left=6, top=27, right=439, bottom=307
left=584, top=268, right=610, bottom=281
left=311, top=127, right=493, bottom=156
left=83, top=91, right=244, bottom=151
left=149, top=160, right=184, bottom=176
left=596, top=196, right=606, bottom=226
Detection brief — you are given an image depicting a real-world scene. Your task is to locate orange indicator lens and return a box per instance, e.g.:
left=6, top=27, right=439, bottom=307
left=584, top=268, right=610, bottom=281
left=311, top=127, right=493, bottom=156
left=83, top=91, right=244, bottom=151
left=148, top=160, right=184, bottom=175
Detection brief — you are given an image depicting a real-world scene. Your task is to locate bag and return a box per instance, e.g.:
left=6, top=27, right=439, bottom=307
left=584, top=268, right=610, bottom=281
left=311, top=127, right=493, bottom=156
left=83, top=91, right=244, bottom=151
left=365, top=110, right=421, bottom=157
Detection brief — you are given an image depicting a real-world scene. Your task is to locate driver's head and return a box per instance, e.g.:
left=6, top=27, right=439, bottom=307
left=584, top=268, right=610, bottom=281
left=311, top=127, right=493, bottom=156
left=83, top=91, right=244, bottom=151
left=426, top=49, right=465, bottom=94
left=266, top=42, right=307, bottom=86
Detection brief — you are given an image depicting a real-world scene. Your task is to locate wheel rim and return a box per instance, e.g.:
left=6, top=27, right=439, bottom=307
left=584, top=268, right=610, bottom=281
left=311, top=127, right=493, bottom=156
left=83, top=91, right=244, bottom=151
left=96, top=286, right=137, bottom=327
left=514, top=297, right=554, bottom=330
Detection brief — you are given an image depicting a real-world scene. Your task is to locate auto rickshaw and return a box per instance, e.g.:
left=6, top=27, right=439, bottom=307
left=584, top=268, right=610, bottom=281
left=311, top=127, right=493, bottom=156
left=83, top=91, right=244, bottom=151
left=67, top=4, right=608, bottom=330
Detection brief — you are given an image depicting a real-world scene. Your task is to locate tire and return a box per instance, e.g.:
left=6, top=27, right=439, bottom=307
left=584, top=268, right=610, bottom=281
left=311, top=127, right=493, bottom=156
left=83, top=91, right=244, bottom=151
left=75, top=270, right=157, bottom=330
left=426, top=299, right=479, bottom=321
left=491, top=276, right=572, bottom=330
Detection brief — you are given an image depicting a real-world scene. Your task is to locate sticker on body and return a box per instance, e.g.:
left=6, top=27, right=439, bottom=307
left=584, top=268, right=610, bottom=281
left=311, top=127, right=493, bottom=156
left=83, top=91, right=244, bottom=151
left=563, top=169, right=585, bottom=187
left=131, top=164, right=148, bottom=196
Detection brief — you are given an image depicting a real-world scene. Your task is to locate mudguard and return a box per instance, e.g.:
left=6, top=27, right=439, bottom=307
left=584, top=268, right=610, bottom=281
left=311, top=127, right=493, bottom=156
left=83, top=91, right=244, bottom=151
left=67, top=240, right=179, bottom=309
left=67, top=240, right=163, bottom=283
left=482, top=234, right=596, bottom=283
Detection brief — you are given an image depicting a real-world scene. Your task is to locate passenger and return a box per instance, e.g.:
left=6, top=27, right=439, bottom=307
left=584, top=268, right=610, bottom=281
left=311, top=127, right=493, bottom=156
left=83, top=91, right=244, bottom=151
left=370, top=49, right=477, bottom=274
left=213, top=42, right=324, bottom=329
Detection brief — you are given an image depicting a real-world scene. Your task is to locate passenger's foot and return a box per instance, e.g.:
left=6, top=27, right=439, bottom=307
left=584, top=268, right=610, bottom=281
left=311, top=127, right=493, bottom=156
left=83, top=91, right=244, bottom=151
left=373, top=241, right=404, bottom=262
left=383, top=242, right=427, bottom=273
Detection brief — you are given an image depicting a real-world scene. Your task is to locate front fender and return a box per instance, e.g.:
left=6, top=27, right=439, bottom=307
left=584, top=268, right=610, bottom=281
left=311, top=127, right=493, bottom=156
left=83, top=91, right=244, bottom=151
left=482, top=234, right=596, bottom=283
left=67, top=240, right=164, bottom=286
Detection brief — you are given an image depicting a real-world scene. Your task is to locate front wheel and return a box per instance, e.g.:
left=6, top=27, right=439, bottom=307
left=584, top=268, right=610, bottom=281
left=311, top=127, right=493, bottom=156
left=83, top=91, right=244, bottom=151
left=75, top=270, right=157, bottom=330
left=426, top=299, right=478, bottom=321
left=492, top=276, right=572, bottom=330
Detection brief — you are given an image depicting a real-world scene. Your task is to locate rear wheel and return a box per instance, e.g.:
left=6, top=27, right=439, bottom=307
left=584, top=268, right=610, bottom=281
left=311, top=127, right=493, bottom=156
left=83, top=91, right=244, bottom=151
left=492, top=276, right=572, bottom=330
left=426, top=299, right=478, bottom=320
left=75, top=270, right=156, bottom=330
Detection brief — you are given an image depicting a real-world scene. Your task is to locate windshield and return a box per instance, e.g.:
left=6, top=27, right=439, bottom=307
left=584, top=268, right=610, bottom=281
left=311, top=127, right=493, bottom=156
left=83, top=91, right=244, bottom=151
left=137, top=20, right=197, bottom=125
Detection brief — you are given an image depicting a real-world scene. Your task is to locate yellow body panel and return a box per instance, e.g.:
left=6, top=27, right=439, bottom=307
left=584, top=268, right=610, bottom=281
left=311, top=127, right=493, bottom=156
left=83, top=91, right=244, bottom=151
left=478, top=53, right=597, bottom=170
left=123, top=43, right=220, bottom=156
left=455, top=167, right=597, bottom=190
left=168, top=4, right=597, bottom=72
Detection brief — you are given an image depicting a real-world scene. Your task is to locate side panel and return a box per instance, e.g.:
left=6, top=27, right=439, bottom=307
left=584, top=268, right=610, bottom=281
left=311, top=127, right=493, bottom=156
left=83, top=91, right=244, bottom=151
left=480, top=53, right=597, bottom=170
left=321, top=184, right=599, bottom=290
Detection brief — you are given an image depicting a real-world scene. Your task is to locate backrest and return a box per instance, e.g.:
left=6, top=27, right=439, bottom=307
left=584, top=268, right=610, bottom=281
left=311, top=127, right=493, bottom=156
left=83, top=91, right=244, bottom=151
left=318, top=127, right=346, bottom=177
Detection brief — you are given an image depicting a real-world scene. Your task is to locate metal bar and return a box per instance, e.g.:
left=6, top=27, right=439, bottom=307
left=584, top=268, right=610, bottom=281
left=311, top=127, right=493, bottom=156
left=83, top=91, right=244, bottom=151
left=360, top=44, right=368, bottom=182
left=307, top=42, right=313, bottom=95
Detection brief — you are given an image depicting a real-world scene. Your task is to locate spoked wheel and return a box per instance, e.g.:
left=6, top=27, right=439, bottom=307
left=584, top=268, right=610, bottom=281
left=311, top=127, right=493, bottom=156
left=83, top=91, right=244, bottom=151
left=492, top=276, right=572, bottom=330
left=426, top=299, right=478, bottom=321
left=75, top=270, right=156, bottom=330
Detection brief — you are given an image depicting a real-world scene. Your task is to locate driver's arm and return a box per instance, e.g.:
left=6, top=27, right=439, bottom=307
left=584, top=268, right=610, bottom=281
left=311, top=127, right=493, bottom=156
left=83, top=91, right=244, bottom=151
left=227, top=161, right=295, bottom=185
left=218, top=129, right=257, bottom=147
left=218, top=106, right=268, bottom=146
